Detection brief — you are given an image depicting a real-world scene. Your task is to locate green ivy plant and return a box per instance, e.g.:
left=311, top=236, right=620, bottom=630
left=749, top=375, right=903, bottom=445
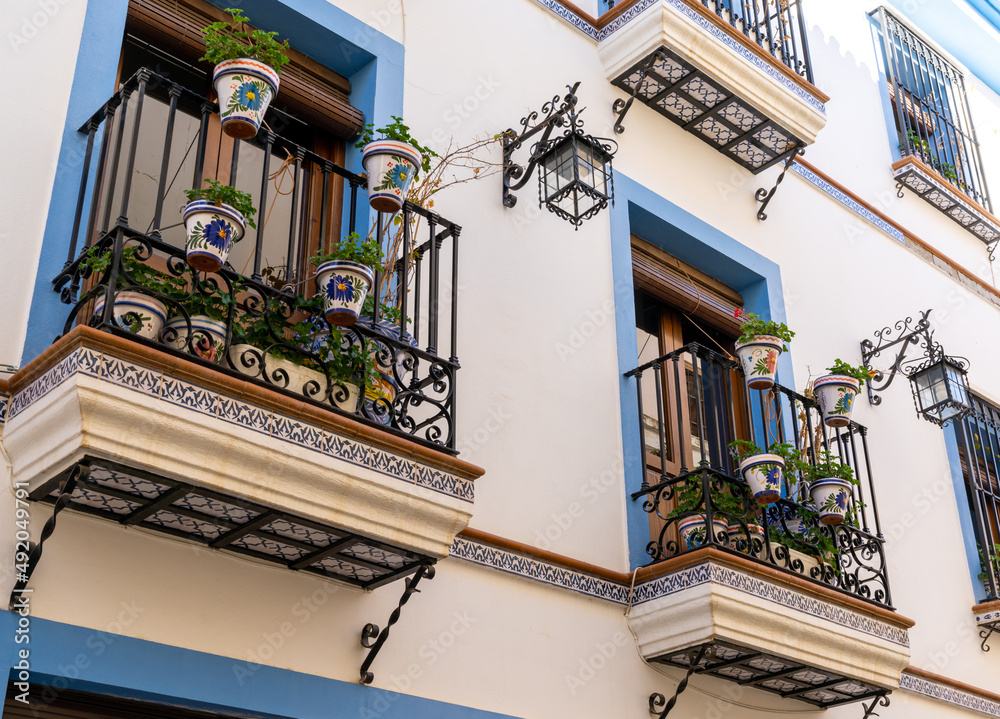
left=735, top=308, right=794, bottom=350
left=200, top=8, right=290, bottom=74
left=826, top=359, right=874, bottom=387
left=978, top=543, right=1000, bottom=586
left=184, top=179, right=258, bottom=230
left=355, top=115, right=438, bottom=178
left=311, top=232, right=385, bottom=270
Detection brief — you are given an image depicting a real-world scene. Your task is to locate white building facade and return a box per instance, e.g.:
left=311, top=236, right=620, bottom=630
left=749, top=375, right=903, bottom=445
left=1, top=0, right=999, bottom=718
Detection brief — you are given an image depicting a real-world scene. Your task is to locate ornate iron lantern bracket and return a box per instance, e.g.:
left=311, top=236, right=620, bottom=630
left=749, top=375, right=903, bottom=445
left=359, top=562, right=436, bottom=685
left=612, top=51, right=667, bottom=135
left=755, top=146, right=805, bottom=221
left=8, top=464, right=86, bottom=610
left=981, top=620, right=999, bottom=652
left=647, top=645, right=713, bottom=717
left=861, top=309, right=971, bottom=424
left=502, top=82, right=617, bottom=228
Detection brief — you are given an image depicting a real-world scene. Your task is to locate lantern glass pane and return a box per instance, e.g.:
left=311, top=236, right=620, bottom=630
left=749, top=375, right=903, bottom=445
left=913, top=363, right=948, bottom=414
left=577, top=141, right=596, bottom=189
left=541, top=141, right=576, bottom=203
left=946, top=363, right=969, bottom=407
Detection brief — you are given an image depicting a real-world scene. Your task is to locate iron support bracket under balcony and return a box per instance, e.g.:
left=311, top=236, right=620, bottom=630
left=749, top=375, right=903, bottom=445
left=981, top=621, right=999, bottom=652
left=860, top=692, right=891, bottom=718
left=8, top=464, right=87, bottom=610
left=648, top=646, right=712, bottom=717
left=755, top=147, right=804, bottom=221
left=359, top=562, right=436, bottom=685
left=611, top=51, right=667, bottom=135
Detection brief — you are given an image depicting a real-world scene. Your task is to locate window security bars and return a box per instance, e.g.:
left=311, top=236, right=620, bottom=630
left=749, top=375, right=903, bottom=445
left=625, top=343, right=892, bottom=608
left=877, top=7, right=991, bottom=210
left=54, top=68, right=463, bottom=452
left=955, top=396, right=1000, bottom=602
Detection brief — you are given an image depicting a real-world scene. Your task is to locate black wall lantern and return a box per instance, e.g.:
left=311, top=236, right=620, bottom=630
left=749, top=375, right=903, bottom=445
left=502, top=82, right=617, bottom=228
left=861, top=309, right=972, bottom=426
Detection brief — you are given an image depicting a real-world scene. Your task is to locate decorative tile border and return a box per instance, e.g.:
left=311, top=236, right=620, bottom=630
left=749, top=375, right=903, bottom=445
left=449, top=535, right=631, bottom=604
left=0, top=392, right=8, bottom=424
left=7, top=347, right=473, bottom=504
left=530, top=0, right=600, bottom=38
left=792, top=163, right=907, bottom=244
left=449, top=537, right=908, bottom=646
left=976, top=607, right=1000, bottom=625
left=900, top=672, right=1000, bottom=718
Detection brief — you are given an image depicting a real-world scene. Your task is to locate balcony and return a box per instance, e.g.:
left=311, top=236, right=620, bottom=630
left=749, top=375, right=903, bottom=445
left=878, top=6, right=1000, bottom=246
left=624, top=343, right=912, bottom=707
left=4, top=69, right=479, bottom=591
left=599, top=0, right=828, bottom=172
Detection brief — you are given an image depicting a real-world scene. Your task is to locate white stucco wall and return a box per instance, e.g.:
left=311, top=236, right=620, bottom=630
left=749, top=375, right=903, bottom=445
left=4, top=0, right=1000, bottom=716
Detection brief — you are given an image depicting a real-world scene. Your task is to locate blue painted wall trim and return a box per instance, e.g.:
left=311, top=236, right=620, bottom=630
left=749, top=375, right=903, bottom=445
left=609, top=174, right=792, bottom=568
left=945, top=425, right=992, bottom=601
left=0, top=612, right=519, bottom=719
left=22, top=0, right=404, bottom=365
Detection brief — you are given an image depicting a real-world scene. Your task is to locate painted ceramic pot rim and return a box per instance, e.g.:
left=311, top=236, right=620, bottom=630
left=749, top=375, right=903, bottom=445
left=813, top=373, right=861, bottom=390
left=677, top=515, right=728, bottom=528
left=163, top=314, right=227, bottom=333
left=97, top=292, right=167, bottom=321
left=739, top=453, right=785, bottom=471
left=735, top=335, right=784, bottom=351
left=183, top=200, right=247, bottom=235
left=361, top=139, right=422, bottom=167
left=810, top=477, right=851, bottom=490
left=728, top=522, right=765, bottom=534
left=212, top=58, right=279, bottom=92
left=316, top=260, right=376, bottom=283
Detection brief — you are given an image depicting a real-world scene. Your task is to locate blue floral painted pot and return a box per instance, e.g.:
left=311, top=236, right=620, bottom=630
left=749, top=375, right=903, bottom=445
left=361, top=139, right=422, bottom=214
left=315, top=260, right=375, bottom=326
left=94, top=291, right=167, bottom=340
left=183, top=200, right=246, bottom=273
left=809, top=477, right=852, bottom=525
left=727, top=521, right=765, bottom=556
left=212, top=58, right=279, bottom=139
left=161, top=315, right=227, bottom=362
left=814, top=374, right=861, bottom=428
left=738, top=453, right=784, bottom=505
left=734, top=335, right=782, bottom=390
left=677, top=515, right=729, bottom=550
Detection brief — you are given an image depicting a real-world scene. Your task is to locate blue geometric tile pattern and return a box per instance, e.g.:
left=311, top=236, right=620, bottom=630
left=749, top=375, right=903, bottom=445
left=0, top=393, right=8, bottom=424
left=449, top=536, right=631, bottom=604
left=8, top=346, right=474, bottom=504
left=794, top=163, right=907, bottom=244
left=449, top=537, right=910, bottom=646
left=899, top=672, right=1000, bottom=717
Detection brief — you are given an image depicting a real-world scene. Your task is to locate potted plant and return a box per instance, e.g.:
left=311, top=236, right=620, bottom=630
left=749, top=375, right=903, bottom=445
left=728, top=440, right=797, bottom=505
left=357, top=116, right=437, bottom=213
left=200, top=8, right=289, bottom=139
left=978, top=543, right=1000, bottom=596
left=312, top=232, right=382, bottom=326
left=814, top=359, right=872, bottom=428
left=182, top=179, right=256, bottom=273
left=803, top=450, right=857, bottom=526
left=734, top=309, right=794, bottom=390
left=160, top=280, right=238, bottom=362
left=83, top=245, right=175, bottom=340
left=665, top=476, right=748, bottom=551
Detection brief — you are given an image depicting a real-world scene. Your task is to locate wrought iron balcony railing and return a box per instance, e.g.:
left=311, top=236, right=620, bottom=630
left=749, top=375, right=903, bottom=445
left=955, top=399, right=1000, bottom=602
left=609, top=0, right=814, bottom=82
left=877, top=7, right=991, bottom=211
left=625, top=342, right=893, bottom=608
left=53, top=68, right=462, bottom=452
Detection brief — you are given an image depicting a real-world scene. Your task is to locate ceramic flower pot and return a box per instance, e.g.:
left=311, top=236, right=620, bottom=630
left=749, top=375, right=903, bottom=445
left=315, top=260, right=375, bottom=326
left=183, top=200, right=246, bottom=272
left=212, top=58, right=279, bottom=139
left=161, top=315, right=227, bottom=362
left=814, top=374, right=861, bottom=428
left=738, top=453, right=784, bottom=505
left=727, top=522, right=765, bottom=555
left=361, top=139, right=422, bottom=213
left=734, top=335, right=783, bottom=390
left=94, top=291, right=167, bottom=340
left=228, top=343, right=361, bottom=412
left=677, top=515, right=729, bottom=550
left=810, top=477, right=853, bottom=525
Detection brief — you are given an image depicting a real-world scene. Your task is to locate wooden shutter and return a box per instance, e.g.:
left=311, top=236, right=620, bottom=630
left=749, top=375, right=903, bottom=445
left=126, top=0, right=365, bottom=139
left=631, top=236, right=743, bottom=336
